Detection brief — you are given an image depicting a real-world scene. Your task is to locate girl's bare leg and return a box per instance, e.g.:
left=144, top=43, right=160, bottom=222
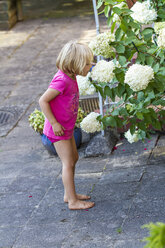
left=54, top=136, right=95, bottom=210
left=63, top=136, right=90, bottom=202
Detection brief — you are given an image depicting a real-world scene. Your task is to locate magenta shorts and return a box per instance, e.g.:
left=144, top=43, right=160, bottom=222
left=46, top=129, right=74, bottom=143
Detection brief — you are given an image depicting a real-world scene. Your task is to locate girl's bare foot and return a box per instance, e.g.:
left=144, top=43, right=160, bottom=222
left=64, top=194, right=91, bottom=203
left=68, top=200, right=95, bottom=210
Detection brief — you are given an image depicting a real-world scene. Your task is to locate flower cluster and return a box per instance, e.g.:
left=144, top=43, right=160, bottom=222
left=29, top=109, right=45, bottom=134
left=124, top=64, right=154, bottom=91
left=154, top=22, right=165, bottom=34
left=124, top=129, right=139, bottom=143
left=157, top=28, right=165, bottom=49
left=76, top=72, right=96, bottom=96
left=89, top=31, right=115, bottom=58
left=80, top=112, right=101, bottom=133
left=91, top=60, right=115, bottom=83
left=131, top=1, right=157, bottom=24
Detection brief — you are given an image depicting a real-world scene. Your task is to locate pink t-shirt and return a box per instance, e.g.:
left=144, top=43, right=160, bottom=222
left=43, top=70, right=79, bottom=141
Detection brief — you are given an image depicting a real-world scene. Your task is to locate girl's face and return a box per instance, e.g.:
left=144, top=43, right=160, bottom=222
left=82, top=62, right=93, bottom=76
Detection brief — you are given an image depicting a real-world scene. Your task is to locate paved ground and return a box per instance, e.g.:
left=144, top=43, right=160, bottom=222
left=0, top=8, right=165, bottom=248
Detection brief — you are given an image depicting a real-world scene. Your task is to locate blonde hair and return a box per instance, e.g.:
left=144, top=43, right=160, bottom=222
left=56, top=40, right=93, bottom=76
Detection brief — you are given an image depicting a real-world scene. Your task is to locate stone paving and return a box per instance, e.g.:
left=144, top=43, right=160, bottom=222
left=0, top=8, right=165, bottom=248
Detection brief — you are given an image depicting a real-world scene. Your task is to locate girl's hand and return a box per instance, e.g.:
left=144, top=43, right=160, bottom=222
left=52, top=122, right=65, bottom=136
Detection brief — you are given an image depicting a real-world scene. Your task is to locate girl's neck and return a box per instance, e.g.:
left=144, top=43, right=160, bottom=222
left=65, top=72, right=76, bottom=81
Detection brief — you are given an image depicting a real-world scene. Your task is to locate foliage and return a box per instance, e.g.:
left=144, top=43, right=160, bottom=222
left=88, top=0, right=165, bottom=141
left=142, top=222, right=165, bottom=248
left=29, top=109, right=45, bottom=134
left=75, top=107, right=87, bottom=128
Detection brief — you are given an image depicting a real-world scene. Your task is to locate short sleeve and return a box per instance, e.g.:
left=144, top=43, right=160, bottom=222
left=48, top=74, right=66, bottom=94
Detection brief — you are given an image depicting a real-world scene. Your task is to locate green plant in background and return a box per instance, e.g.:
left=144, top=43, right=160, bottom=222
left=85, top=0, right=165, bottom=142
left=75, top=107, right=87, bottom=128
left=28, top=109, right=45, bottom=134
left=142, top=222, right=165, bottom=248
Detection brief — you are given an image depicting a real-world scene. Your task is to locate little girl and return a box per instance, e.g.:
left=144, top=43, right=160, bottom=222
left=39, top=40, right=95, bottom=210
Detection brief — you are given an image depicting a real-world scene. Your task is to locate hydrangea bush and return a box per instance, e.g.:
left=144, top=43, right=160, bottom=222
left=89, top=31, right=115, bottom=58
left=80, top=112, right=101, bottom=133
left=130, top=1, right=157, bottom=24
left=84, top=0, right=165, bottom=142
left=76, top=72, right=96, bottom=96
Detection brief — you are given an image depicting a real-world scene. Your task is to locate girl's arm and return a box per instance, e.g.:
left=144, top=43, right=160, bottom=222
left=39, top=88, right=65, bottom=136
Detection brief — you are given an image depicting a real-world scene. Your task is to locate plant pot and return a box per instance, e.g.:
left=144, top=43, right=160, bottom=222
left=41, top=128, right=82, bottom=156
left=74, top=127, right=82, bottom=148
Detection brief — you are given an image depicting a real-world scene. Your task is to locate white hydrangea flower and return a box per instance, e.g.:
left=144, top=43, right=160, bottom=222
left=157, top=28, right=165, bottom=49
left=124, top=64, right=154, bottom=91
left=154, top=22, right=165, bottom=34
left=131, top=1, right=157, bottom=24
left=124, top=129, right=139, bottom=143
left=89, top=31, right=115, bottom=58
left=80, top=112, right=101, bottom=133
left=91, top=60, right=115, bottom=83
left=76, top=72, right=96, bottom=96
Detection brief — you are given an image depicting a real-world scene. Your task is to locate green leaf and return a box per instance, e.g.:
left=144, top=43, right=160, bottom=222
left=154, top=75, right=165, bottom=92
left=124, top=37, right=135, bottom=45
left=112, top=7, right=122, bottom=15
left=119, top=56, right=127, bottom=65
left=137, top=91, right=145, bottom=101
left=104, top=5, right=110, bottom=17
left=120, top=23, right=127, bottom=33
left=153, top=63, right=160, bottom=73
left=117, top=83, right=125, bottom=96
left=137, top=53, right=145, bottom=64
left=129, top=21, right=140, bottom=29
left=115, top=27, right=123, bottom=40
left=115, top=116, right=123, bottom=128
left=141, top=28, right=154, bottom=36
left=111, top=21, right=116, bottom=33
left=116, top=72, right=125, bottom=84
left=107, top=15, right=113, bottom=26
left=143, top=113, right=152, bottom=123
left=119, top=108, right=128, bottom=116
left=97, top=0, right=103, bottom=9
left=147, top=48, right=158, bottom=54
left=158, top=9, right=165, bottom=18
left=104, top=0, right=116, bottom=4
left=136, top=112, right=144, bottom=120
left=104, top=85, right=112, bottom=96
left=148, top=91, right=155, bottom=100
left=116, top=44, right=125, bottom=53
left=141, top=28, right=154, bottom=41
left=104, top=116, right=117, bottom=127
left=158, top=67, right=165, bottom=76
left=130, top=124, right=136, bottom=135
left=138, top=122, right=146, bottom=131
left=95, top=85, right=104, bottom=97
left=152, top=120, right=162, bottom=130
left=152, top=99, right=165, bottom=106
left=145, top=56, right=154, bottom=66
left=111, top=108, right=119, bottom=116
left=104, top=86, right=115, bottom=101
left=127, top=30, right=136, bottom=37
